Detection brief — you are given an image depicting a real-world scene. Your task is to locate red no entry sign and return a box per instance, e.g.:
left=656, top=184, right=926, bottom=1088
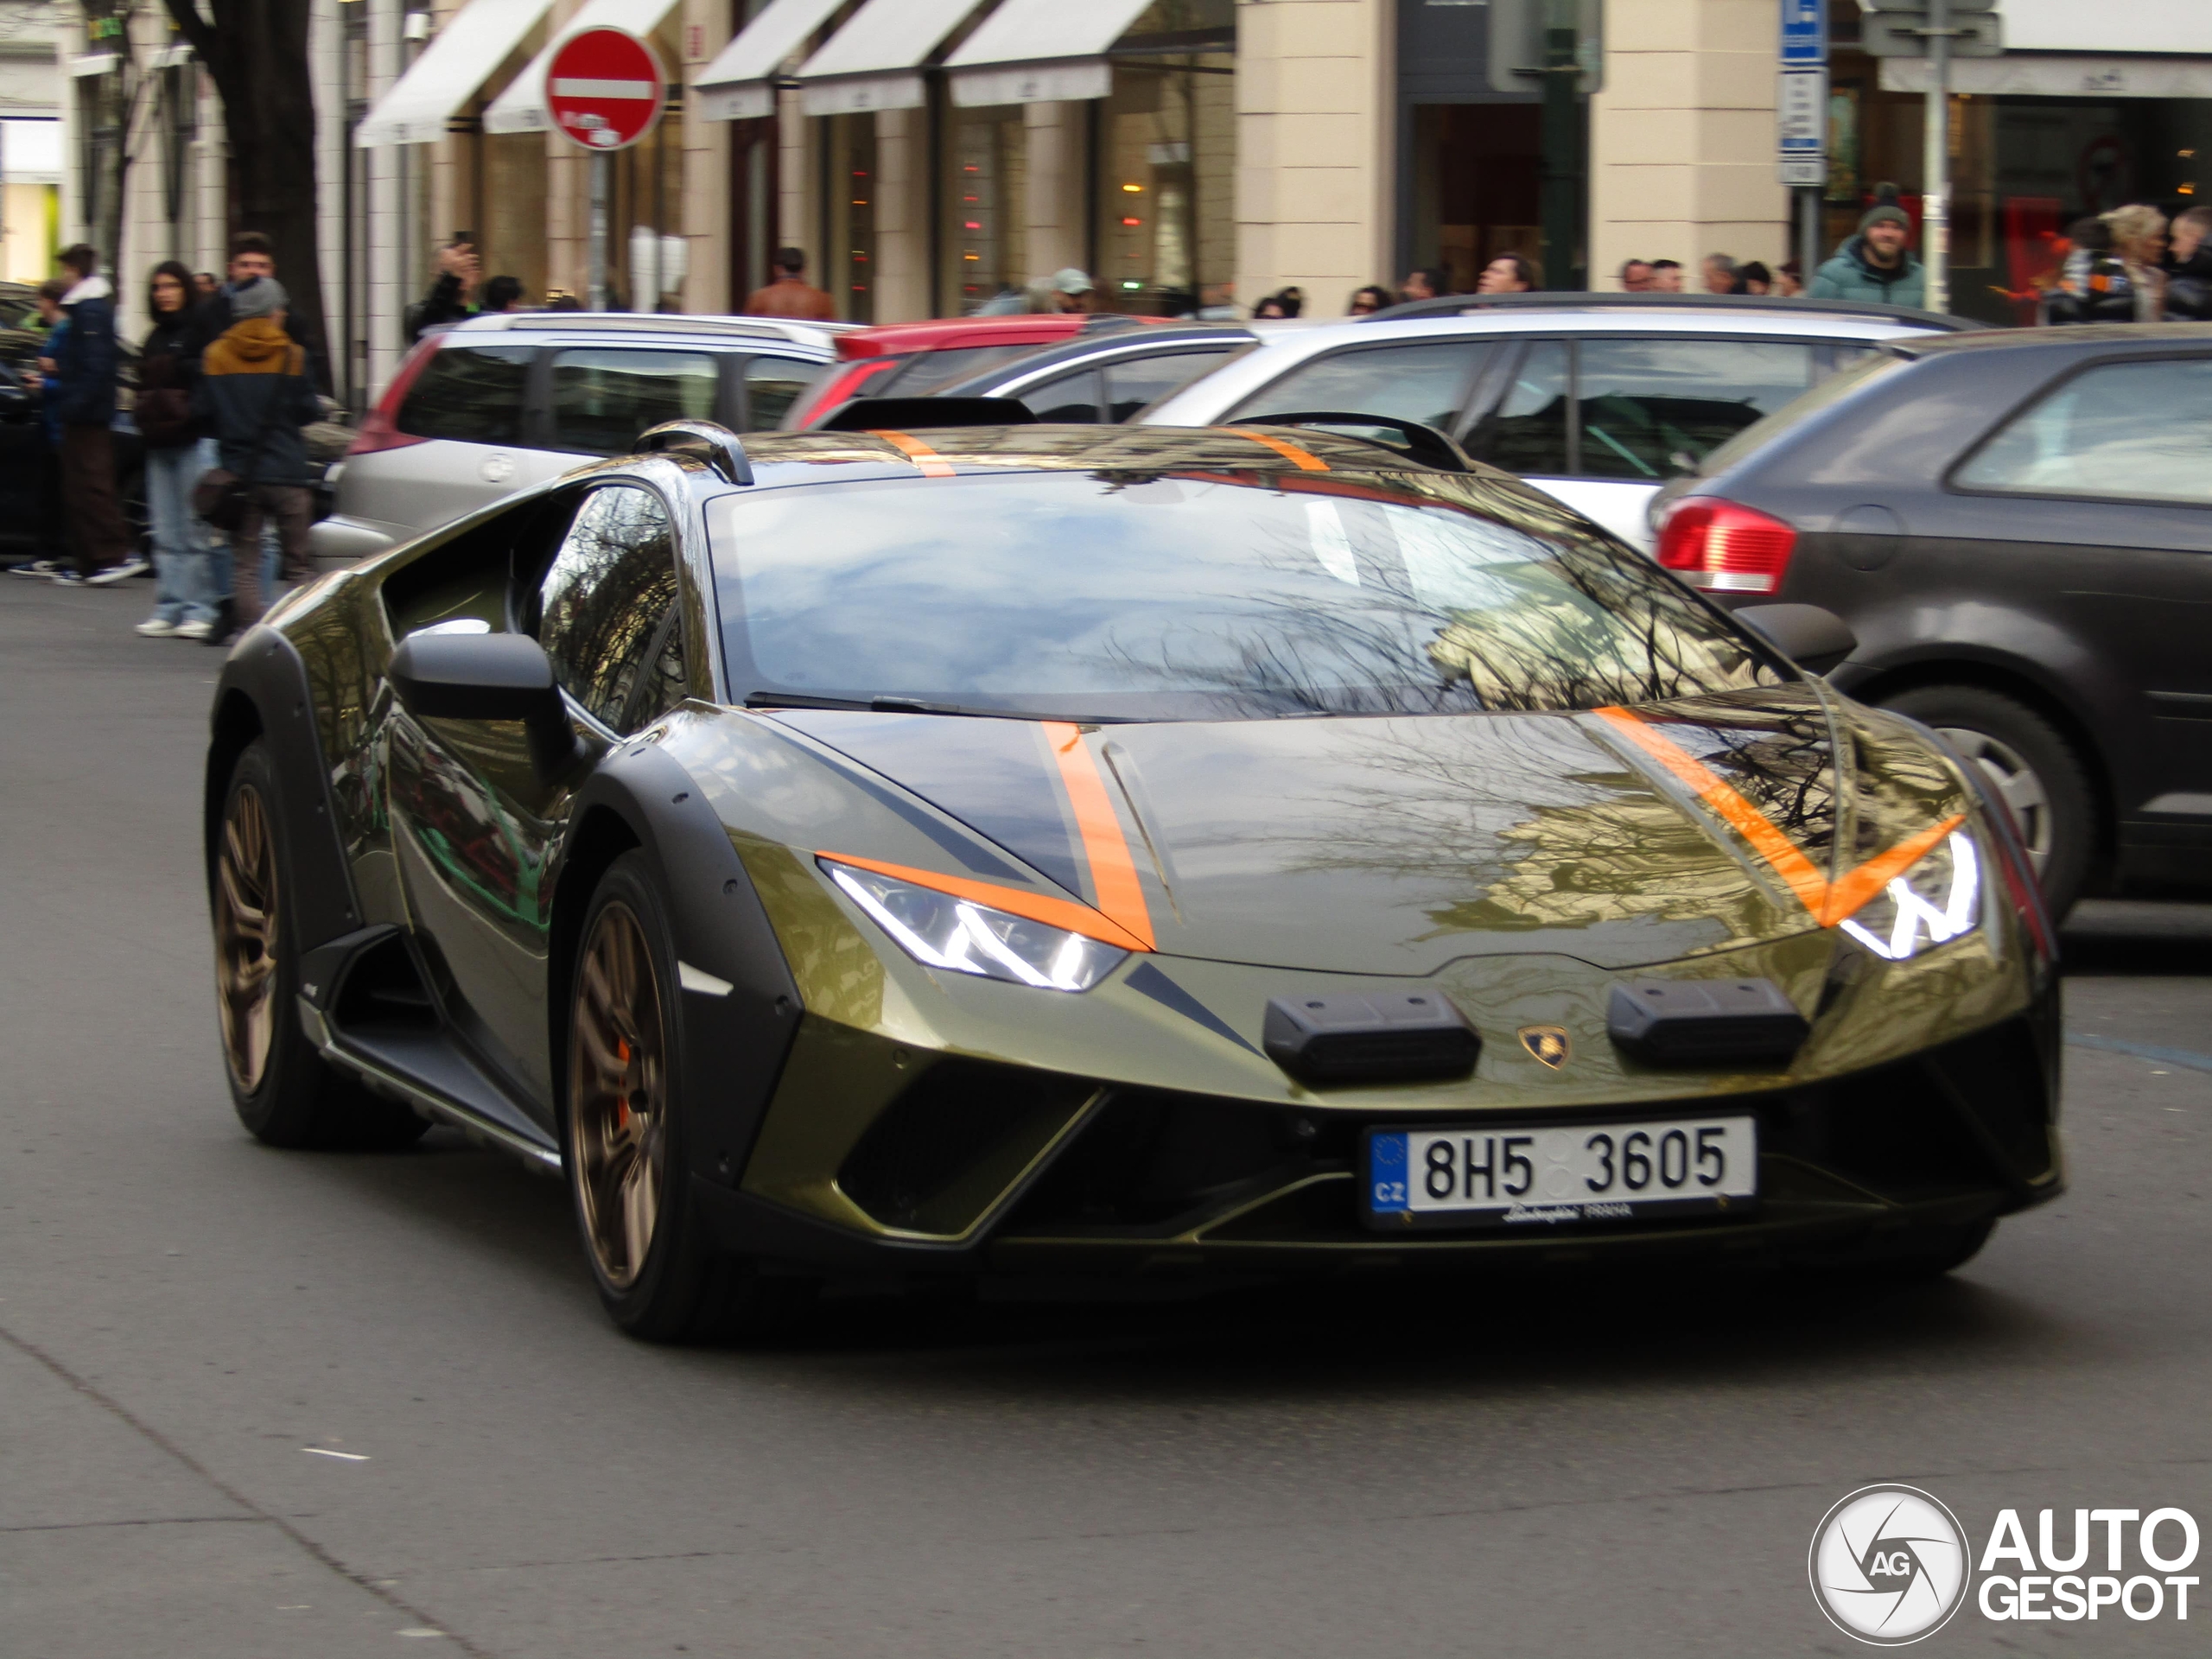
left=545, top=27, right=664, bottom=152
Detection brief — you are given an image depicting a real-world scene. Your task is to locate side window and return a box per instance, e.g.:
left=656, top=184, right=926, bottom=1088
left=1229, top=341, right=1491, bottom=431
left=550, top=348, right=719, bottom=455
left=1955, top=358, right=2212, bottom=506
left=742, top=354, right=813, bottom=431
left=1574, top=339, right=1816, bottom=480
left=1019, top=368, right=1104, bottom=423
left=397, top=343, right=533, bottom=444
left=1464, top=340, right=1570, bottom=474
left=534, top=486, right=684, bottom=732
left=1106, top=349, right=1236, bottom=422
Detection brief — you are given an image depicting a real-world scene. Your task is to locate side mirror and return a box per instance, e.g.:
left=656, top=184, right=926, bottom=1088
left=1733, top=603, right=1857, bottom=676
left=389, top=629, right=581, bottom=779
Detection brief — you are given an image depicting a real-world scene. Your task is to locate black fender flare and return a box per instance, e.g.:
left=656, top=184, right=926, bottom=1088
left=205, top=626, right=363, bottom=951
left=556, top=741, right=804, bottom=1192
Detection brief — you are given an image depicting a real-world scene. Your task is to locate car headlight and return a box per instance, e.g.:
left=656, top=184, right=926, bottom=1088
left=821, top=860, right=1129, bottom=992
left=1836, top=830, right=1981, bottom=961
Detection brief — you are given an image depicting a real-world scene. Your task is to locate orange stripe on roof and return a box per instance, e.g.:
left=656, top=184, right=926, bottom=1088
left=1041, top=721, right=1158, bottom=951
left=1230, top=428, right=1331, bottom=472
left=868, top=429, right=957, bottom=478
left=817, top=851, right=1150, bottom=953
left=1594, top=705, right=1967, bottom=929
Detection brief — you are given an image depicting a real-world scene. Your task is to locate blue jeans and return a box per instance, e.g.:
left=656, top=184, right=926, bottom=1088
left=143, top=439, right=223, bottom=624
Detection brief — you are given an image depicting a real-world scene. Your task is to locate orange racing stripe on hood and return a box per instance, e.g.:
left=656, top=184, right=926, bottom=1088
left=1594, top=705, right=1965, bottom=927
left=817, top=852, right=1150, bottom=953
left=1041, top=722, right=1158, bottom=950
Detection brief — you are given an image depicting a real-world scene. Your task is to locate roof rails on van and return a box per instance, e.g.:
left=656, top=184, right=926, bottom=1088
left=451, top=312, right=842, bottom=341
left=1361, top=292, right=1982, bottom=331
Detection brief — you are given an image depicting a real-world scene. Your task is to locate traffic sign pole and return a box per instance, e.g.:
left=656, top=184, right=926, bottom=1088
left=1777, top=1, right=1827, bottom=286
left=1923, top=0, right=1950, bottom=311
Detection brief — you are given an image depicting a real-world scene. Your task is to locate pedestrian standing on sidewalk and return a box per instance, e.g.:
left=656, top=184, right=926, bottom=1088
left=741, top=248, right=835, bottom=321
left=133, top=261, right=225, bottom=640
left=1809, top=185, right=1926, bottom=307
left=2164, top=204, right=2212, bottom=320
left=3, top=282, right=73, bottom=581
left=191, top=279, right=320, bottom=645
left=48, top=245, right=138, bottom=588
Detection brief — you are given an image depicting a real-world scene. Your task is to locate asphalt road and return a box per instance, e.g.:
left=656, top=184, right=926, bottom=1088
left=4, top=575, right=2210, bottom=1658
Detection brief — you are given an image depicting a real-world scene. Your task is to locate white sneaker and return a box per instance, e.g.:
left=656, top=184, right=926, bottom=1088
left=136, top=616, right=181, bottom=637
left=86, top=554, right=153, bottom=587
left=173, top=618, right=215, bottom=641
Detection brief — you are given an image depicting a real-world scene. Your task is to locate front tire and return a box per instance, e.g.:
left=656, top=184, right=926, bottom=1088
left=564, top=852, right=807, bottom=1342
left=1878, top=684, right=2094, bottom=921
left=213, top=740, right=427, bottom=1149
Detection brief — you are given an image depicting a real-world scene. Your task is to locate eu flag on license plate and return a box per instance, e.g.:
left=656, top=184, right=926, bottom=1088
left=1370, top=1132, right=1409, bottom=1213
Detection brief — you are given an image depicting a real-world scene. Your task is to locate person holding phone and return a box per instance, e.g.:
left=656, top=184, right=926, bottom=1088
left=407, top=235, right=480, bottom=340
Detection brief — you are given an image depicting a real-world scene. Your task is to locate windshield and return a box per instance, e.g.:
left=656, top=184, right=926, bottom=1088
left=1699, top=350, right=1908, bottom=476
left=710, top=470, right=1783, bottom=721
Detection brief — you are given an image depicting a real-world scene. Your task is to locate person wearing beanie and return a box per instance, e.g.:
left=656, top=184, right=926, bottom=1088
left=1810, top=185, right=1928, bottom=308
left=191, top=276, right=321, bottom=642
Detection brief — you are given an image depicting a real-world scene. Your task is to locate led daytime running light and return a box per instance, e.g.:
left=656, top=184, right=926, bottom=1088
left=1837, top=830, right=1981, bottom=961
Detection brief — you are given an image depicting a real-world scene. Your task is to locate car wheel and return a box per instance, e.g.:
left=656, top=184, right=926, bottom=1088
left=1877, top=685, right=2094, bottom=921
left=564, top=852, right=810, bottom=1342
left=213, top=741, right=429, bottom=1149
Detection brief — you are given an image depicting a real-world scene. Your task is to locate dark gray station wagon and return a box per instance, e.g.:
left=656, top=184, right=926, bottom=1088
left=1655, top=322, right=2212, bottom=915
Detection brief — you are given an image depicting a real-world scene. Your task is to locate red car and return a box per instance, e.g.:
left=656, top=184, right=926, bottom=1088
left=782, top=314, right=1164, bottom=429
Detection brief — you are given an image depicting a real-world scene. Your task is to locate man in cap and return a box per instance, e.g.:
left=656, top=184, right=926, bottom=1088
left=1049, top=268, right=1099, bottom=315
left=191, top=277, right=321, bottom=641
left=1810, top=184, right=1927, bottom=307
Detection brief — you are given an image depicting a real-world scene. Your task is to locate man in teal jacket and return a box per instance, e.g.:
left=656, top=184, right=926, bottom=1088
left=1810, top=188, right=1928, bottom=308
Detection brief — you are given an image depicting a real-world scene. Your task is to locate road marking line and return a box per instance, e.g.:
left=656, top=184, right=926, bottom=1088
left=302, top=1447, right=370, bottom=1462
left=2065, top=1030, right=2212, bottom=1074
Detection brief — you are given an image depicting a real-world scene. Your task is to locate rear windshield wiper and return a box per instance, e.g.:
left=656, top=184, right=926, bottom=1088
left=742, top=692, right=1143, bottom=723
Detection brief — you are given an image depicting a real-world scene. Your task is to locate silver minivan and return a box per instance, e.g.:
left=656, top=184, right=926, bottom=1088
left=308, top=313, right=839, bottom=568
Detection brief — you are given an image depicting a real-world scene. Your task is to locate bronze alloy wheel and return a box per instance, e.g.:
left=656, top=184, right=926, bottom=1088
left=569, top=899, right=670, bottom=1290
left=214, top=780, right=281, bottom=1094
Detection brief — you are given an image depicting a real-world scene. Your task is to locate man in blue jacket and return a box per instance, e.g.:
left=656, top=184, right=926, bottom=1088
left=48, top=244, right=137, bottom=585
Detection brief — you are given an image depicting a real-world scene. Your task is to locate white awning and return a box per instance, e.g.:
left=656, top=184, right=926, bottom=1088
left=356, top=0, right=559, bottom=148
left=1879, top=53, right=2212, bottom=99
left=694, top=0, right=850, bottom=123
left=944, top=0, right=1154, bottom=107
left=794, top=0, right=988, bottom=117
left=482, top=0, right=680, bottom=135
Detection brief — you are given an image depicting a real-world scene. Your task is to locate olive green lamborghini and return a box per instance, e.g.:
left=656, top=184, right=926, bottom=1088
left=206, top=415, right=2061, bottom=1338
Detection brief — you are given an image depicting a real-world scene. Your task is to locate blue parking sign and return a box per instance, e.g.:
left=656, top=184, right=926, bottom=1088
left=1780, top=0, right=1826, bottom=66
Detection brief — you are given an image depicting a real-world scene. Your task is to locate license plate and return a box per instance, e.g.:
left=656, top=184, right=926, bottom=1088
left=1365, top=1115, right=1757, bottom=1229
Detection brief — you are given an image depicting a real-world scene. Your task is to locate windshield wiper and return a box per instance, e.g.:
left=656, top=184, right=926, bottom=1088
left=742, top=692, right=1143, bottom=723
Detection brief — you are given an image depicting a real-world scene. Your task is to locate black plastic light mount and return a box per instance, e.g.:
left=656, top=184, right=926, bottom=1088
left=1606, top=978, right=1809, bottom=1066
left=1263, top=992, right=1480, bottom=1086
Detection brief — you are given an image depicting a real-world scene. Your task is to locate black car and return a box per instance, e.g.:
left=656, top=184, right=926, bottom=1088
left=931, top=323, right=1255, bottom=422
left=1653, top=322, right=2212, bottom=915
